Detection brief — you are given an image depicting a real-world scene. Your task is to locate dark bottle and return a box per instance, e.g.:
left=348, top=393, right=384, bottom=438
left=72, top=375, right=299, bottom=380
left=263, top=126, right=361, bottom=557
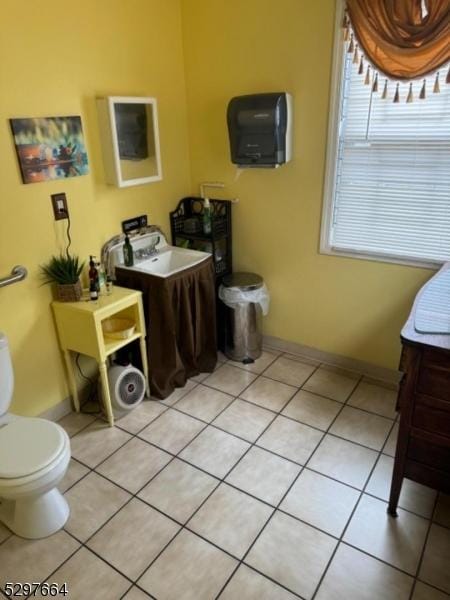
left=123, top=235, right=134, bottom=267
left=88, top=255, right=99, bottom=291
left=89, top=279, right=98, bottom=301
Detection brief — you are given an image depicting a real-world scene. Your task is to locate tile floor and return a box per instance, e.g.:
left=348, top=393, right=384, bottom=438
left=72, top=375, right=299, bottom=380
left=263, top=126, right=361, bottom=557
left=1, top=348, right=450, bottom=600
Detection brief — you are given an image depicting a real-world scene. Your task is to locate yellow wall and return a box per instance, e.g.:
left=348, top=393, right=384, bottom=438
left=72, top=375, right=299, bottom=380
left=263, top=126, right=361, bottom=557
left=180, top=0, right=431, bottom=370
left=0, top=0, right=191, bottom=416
left=1, top=0, right=435, bottom=417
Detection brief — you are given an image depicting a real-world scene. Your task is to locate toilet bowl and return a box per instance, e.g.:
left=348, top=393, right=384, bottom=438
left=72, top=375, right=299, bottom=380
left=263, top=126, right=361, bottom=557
left=0, top=333, right=71, bottom=539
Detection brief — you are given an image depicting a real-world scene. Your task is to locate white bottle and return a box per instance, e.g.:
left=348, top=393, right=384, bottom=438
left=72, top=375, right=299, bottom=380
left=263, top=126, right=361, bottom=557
left=203, top=198, right=212, bottom=235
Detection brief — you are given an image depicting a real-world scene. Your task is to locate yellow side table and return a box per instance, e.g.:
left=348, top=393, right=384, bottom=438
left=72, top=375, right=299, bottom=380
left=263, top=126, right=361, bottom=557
left=52, top=286, right=149, bottom=426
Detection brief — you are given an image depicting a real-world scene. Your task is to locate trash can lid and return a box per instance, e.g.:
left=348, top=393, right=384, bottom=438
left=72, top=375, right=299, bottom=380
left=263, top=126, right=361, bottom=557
left=222, top=272, right=263, bottom=291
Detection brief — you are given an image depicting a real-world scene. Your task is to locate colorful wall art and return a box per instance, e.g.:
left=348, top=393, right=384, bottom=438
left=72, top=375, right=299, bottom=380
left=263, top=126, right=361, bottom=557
left=10, top=116, right=89, bottom=184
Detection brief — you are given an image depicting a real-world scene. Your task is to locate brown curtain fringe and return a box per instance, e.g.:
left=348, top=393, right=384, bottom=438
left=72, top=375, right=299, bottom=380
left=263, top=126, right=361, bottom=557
left=358, top=55, right=364, bottom=75
left=345, top=0, right=450, bottom=80
left=406, top=82, right=414, bottom=103
left=381, top=79, right=388, bottom=99
left=433, top=72, right=441, bottom=93
left=372, top=73, right=379, bottom=93
left=419, top=79, right=426, bottom=99
left=393, top=83, right=400, bottom=103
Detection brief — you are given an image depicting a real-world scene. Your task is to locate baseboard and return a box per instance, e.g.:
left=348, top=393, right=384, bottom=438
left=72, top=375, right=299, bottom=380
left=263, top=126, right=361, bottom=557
left=263, top=335, right=402, bottom=386
left=39, top=396, right=73, bottom=422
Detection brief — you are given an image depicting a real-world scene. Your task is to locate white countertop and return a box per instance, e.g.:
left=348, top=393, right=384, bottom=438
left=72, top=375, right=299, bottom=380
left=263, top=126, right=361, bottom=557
left=401, top=262, right=450, bottom=350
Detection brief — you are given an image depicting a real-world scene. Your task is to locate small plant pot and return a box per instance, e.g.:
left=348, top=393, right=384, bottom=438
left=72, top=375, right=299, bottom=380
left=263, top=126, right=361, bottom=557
left=55, top=279, right=82, bottom=302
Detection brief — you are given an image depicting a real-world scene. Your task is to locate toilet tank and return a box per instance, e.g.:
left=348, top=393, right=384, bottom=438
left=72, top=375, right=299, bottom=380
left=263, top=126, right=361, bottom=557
left=0, top=333, right=13, bottom=416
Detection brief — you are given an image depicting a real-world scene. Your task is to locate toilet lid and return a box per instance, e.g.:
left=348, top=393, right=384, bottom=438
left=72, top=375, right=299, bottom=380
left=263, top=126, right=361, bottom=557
left=0, top=418, right=67, bottom=479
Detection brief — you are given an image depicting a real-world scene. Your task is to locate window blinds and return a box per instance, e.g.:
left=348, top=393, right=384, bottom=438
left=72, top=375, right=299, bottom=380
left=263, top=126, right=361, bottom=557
left=331, top=53, right=450, bottom=264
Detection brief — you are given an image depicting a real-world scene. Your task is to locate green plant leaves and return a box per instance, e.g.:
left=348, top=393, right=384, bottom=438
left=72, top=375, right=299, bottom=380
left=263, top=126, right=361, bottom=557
left=40, top=254, right=85, bottom=285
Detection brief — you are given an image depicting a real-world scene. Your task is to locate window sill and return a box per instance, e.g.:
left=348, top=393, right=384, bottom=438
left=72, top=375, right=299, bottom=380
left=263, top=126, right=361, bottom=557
left=320, top=245, right=443, bottom=271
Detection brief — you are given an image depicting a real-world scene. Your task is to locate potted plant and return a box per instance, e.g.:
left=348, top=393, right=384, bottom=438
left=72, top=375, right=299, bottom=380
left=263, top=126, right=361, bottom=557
left=40, top=253, right=84, bottom=301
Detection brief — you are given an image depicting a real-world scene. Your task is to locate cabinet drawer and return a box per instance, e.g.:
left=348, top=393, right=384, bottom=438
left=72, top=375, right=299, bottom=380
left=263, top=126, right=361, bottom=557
left=417, top=348, right=450, bottom=402
left=413, top=405, right=450, bottom=439
left=421, top=347, right=450, bottom=371
left=408, top=436, right=450, bottom=474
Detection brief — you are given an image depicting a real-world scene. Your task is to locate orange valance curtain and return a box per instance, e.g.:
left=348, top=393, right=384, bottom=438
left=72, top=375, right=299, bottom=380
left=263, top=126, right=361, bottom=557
left=345, top=0, right=450, bottom=80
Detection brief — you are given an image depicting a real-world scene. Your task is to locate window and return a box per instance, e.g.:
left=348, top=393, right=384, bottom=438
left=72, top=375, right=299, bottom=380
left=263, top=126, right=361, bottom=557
left=321, top=10, right=450, bottom=268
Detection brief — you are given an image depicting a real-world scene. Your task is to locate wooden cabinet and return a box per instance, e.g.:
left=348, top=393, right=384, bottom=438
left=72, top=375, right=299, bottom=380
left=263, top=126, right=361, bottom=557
left=389, top=339, right=450, bottom=516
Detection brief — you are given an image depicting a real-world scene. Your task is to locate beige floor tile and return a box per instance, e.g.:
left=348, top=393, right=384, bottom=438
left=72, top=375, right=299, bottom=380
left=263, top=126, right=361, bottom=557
left=264, top=355, right=316, bottom=387
left=138, top=409, right=205, bottom=454
left=434, top=493, right=450, bottom=529
left=282, top=389, right=342, bottom=430
left=158, top=379, right=198, bottom=405
left=0, top=522, right=11, bottom=544
left=115, top=400, right=167, bottom=434
left=203, top=363, right=257, bottom=396
left=190, top=371, right=210, bottom=383
left=308, top=435, right=378, bottom=489
left=221, top=564, right=298, bottom=599
left=226, top=446, right=301, bottom=505
left=227, top=349, right=279, bottom=374
left=213, top=399, right=275, bottom=442
left=174, top=384, right=234, bottom=422
left=96, top=438, right=172, bottom=493
left=280, top=469, right=359, bottom=537
left=329, top=406, right=393, bottom=451
left=257, top=416, right=323, bottom=464
left=240, top=376, right=297, bottom=412
left=58, top=411, right=97, bottom=437
left=188, top=483, right=272, bottom=558
left=58, top=412, right=97, bottom=437
left=88, top=498, right=179, bottom=581
left=70, top=420, right=132, bottom=468
left=0, top=530, right=79, bottom=586
left=282, top=352, right=320, bottom=366
left=383, top=422, right=399, bottom=457
left=412, top=581, right=450, bottom=600
left=420, top=524, right=450, bottom=594
left=315, top=543, right=413, bottom=600
left=58, top=458, right=90, bottom=493
left=362, top=375, right=398, bottom=391
left=344, top=494, right=429, bottom=574
left=246, top=511, right=337, bottom=599
left=179, top=426, right=250, bottom=478
left=303, top=366, right=359, bottom=402
left=348, top=381, right=398, bottom=419
left=47, top=547, right=130, bottom=599
left=64, top=472, right=130, bottom=541
left=138, top=529, right=237, bottom=600
left=138, top=458, right=218, bottom=523
left=123, top=587, right=152, bottom=599
left=366, top=454, right=437, bottom=518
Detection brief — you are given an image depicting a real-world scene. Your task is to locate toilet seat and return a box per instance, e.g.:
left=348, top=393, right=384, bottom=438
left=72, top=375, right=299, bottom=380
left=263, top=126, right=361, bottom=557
left=0, top=418, right=68, bottom=480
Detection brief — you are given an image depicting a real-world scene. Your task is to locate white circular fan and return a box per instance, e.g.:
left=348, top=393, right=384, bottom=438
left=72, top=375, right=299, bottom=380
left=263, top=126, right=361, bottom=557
left=107, top=364, right=146, bottom=417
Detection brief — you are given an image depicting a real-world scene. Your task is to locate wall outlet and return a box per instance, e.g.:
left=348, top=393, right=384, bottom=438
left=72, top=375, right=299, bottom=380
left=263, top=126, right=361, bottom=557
left=51, top=193, right=69, bottom=220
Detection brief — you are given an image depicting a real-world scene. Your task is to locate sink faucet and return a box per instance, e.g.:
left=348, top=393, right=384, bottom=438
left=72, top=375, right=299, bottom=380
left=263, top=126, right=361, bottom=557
left=134, top=236, right=160, bottom=261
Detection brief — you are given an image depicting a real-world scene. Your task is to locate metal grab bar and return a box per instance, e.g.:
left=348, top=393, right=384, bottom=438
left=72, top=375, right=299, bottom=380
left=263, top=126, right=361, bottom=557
left=0, top=266, right=28, bottom=289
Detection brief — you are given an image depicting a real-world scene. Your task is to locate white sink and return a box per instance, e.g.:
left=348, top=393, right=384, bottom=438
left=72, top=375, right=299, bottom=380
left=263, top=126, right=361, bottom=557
left=123, top=246, right=210, bottom=278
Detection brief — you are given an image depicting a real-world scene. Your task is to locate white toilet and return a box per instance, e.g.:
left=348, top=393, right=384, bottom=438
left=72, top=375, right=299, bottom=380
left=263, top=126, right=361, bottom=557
left=0, top=333, right=71, bottom=539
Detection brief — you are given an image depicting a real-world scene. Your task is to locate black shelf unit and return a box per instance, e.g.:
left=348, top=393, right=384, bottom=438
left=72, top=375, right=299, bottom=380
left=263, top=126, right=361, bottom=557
left=170, top=197, right=232, bottom=281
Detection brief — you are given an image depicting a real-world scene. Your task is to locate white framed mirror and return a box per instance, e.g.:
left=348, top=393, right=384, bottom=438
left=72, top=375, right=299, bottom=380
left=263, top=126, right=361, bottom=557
left=97, top=96, right=162, bottom=187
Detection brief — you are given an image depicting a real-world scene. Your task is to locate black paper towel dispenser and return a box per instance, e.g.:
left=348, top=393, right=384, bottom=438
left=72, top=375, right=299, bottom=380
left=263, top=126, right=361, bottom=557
left=227, top=92, right=293, bottom=168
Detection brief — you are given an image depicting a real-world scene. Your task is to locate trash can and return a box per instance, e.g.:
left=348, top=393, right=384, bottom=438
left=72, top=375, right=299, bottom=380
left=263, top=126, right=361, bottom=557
left=219, top=272, right=270, bottom=364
